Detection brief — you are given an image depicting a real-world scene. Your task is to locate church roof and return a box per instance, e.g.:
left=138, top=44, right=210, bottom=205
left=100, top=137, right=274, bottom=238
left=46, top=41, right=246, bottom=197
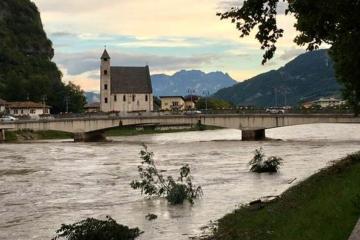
left=101, top=49, right=110, bottom=59
left=110, top=66, right=153, bottom=94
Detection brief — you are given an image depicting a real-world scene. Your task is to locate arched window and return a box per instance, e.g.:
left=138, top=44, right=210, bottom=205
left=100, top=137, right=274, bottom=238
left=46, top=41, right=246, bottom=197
left=123, top=95, right=126, bottom=102
left=104, top=97, right=108, bottom=104
left=114, top=95, right=117, bottom=102
left=145, top=95, right=148, bottom=102
left=132, top=95, right=136, bottom=102
left=104, top=70, right=108, bottom=75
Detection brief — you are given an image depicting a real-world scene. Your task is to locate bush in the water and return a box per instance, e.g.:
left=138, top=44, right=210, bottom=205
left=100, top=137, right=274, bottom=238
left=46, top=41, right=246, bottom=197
left=130, top=145, right=203, bottom=205
left=249, top=148, right=283, bottom=173
left=52, top=216, right=141, bottom=240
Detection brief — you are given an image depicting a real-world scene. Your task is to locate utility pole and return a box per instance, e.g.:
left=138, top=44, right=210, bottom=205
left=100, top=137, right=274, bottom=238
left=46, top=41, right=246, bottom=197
left=202, top=90, right=210, bottom=112
left=274, top=88, right=278, bottom=107
left=41, top=95, right=47, bottom=114
left=65, top=96, right=70, bottom=113
left=187, top=88, right=196, bottom=110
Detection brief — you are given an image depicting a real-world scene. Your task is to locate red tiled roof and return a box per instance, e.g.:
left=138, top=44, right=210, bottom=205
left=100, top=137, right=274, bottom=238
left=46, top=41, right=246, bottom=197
left=7, top=101, right=50, bottom=109
left=84, top=102, right=100, bottom=108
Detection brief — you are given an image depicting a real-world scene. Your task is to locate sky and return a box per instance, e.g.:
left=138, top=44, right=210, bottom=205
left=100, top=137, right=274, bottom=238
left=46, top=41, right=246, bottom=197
left=32, top=0, right=306, bottom=92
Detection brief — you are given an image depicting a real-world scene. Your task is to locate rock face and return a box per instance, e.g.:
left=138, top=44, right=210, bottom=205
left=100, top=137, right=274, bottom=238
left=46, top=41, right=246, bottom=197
left=151, top=70, right=237, bottom=96
left=0, top=0, right=85, bottom=113
left=213, top=50, right=341, bottom=107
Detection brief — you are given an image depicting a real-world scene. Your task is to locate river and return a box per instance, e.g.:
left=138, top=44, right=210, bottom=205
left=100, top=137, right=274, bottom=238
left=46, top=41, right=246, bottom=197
left=0, top=124, right=359, bottom=240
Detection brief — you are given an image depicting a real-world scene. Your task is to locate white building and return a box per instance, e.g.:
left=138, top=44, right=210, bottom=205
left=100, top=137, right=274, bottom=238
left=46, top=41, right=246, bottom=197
left=313, top=97, right=345, bottom=108
left=100, top=50, right=154, bottom=113
left=160, top=96, right=185, bottom=111
left=7, top=101, right=50, bottom=118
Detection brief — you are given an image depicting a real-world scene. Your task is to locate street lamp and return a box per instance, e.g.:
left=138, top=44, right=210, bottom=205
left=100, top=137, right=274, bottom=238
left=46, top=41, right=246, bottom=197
left=187, top=88, right=196, bottom=110
left=202, top=90, right=210, bottom=112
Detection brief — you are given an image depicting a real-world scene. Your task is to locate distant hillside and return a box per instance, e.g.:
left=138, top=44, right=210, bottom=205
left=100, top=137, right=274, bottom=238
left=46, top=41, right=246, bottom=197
left=213, top=50, right=341, bottom=107
left=0, top=0, right=85, bottom=113
left=152, top=70, right=237, bottom=96
left=84, top=92, right=100, bottom=103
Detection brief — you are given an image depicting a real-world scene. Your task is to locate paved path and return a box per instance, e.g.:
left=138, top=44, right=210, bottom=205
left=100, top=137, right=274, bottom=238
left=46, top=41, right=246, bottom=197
left=349, top=219, right=360, bottom=240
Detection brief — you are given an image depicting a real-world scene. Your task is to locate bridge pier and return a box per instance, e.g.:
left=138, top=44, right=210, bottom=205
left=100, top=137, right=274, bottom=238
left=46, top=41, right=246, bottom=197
left=73, top=131, right=106, bottom=142
left=242, top=129, right=266, bottom=141
left=0, top=129, right=5, bottom=142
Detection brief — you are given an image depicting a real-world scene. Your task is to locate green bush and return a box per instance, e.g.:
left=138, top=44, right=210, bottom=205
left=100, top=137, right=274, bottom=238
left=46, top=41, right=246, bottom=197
left=52, top=216, right=141, bottom=240
left=249, top=148, right=283, bottom=173
left=130, top=145, right=203, bottom=205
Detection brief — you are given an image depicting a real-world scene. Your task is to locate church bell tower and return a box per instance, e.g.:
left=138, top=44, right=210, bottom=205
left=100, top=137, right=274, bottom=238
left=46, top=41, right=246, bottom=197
left=100, top=49, right=111, bottom=112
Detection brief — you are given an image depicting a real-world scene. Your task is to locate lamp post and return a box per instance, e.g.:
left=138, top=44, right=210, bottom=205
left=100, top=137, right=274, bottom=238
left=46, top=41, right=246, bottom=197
left=41, top=95, right=47, bottom=115
left=187, top=88, right=196, bottom=110
left=202, top=90, right=210, bottom=112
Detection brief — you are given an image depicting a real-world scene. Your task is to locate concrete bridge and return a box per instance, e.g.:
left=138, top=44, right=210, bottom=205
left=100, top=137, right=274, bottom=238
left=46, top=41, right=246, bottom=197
left=0, top=114, right=359, bottom=142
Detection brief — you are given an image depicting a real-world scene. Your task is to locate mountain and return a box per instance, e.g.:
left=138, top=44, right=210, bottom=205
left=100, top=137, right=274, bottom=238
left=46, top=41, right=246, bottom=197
left=213, top=50, right=341, bottom=107
left=84, top=92, right=100, bottom=103
left=0, top=0, right=85, bottom=113
left=151, top=70, right=237, bottom=96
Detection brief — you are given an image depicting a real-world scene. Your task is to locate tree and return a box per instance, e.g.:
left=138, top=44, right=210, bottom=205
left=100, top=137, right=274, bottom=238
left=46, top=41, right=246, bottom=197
left=196, top=97, right=233, bottom=110
left=218, top=0, right=360, bottom=115
left=130, top=145, right=203, bottom=205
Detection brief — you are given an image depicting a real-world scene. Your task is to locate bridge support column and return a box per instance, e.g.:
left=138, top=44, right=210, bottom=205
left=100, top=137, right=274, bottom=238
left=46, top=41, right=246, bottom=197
left=242, top=129, right=266, bottom=141
left=73, top=131, right=106, bottom=142
left=0, top=129, right=5, bottom=142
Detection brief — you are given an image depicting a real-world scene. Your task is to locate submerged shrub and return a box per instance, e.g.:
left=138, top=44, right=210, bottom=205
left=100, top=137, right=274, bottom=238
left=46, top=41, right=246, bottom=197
left=249, top=148, right=283, bottom=173
left=52, top=216, right=141, bottom=240
left=131, top=145, right=203, bottom=205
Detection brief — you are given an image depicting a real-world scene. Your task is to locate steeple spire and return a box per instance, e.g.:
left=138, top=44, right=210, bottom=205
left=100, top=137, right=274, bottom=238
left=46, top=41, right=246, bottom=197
left=101, top=48, right=110, bottom=60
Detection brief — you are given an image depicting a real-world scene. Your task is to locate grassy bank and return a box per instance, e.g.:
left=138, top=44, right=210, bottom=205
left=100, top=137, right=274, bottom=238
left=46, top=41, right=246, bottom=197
left=208, top=152, right=360, bottom=240
left=105, top=125, right=221, bottom=137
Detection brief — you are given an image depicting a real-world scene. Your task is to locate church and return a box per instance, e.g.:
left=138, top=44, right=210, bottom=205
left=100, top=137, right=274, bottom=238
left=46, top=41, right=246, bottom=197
left=100, top=49, right=154, bottom=113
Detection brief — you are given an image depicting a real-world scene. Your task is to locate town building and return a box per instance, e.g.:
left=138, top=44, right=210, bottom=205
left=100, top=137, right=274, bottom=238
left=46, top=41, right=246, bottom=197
left=7, top=101, right=50, bottom=118
left=184, top=95, right=199, bottom=110
left=313, top=97, right=345, bottom=108
left=160, top=96, right=185, bottom=111
left=84, top=102, right=100, bottom=113
left=0, top=99, right=6, bottom=113
left=100, top=49, right=154, bottom=113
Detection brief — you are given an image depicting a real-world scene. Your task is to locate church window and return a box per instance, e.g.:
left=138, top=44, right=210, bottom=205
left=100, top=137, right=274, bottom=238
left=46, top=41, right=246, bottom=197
left=104, top=84, right=108, bottom=90
left=114, top=95, right=117, bottom=102
left=132, top=95, right=136, bottom=102
left=103, top=58, right=108, bottom=61
left=104, top=70, right=108, bottom=75
left=104, top=97, right=108, bottom=104
left=123, top=95, right=126, bottom=102
left=145, top=95, right=148, bottom=102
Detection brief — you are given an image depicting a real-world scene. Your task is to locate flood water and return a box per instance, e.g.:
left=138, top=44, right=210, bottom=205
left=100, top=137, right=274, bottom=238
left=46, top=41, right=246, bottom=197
left=0, top=124, right=359, bottom=240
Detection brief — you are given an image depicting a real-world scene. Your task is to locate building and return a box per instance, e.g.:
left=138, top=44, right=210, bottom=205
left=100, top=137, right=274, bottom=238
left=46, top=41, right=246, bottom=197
left=184, top=95, right=199, bottom=110
left=313, top=97, right=345, bottom=108
left=160, top=96, right=185, bottom=111
left=100, top=49, right=154, bottom=113
left=0, top=99, right=6, bottom=113
left=7, top=101, right=50, bottom=118
left=84, top=102, right=100, bottom=113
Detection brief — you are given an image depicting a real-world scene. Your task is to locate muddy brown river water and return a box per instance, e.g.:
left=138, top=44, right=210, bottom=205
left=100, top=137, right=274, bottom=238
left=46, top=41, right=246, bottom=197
left=0, top=124, right=359, bottom=240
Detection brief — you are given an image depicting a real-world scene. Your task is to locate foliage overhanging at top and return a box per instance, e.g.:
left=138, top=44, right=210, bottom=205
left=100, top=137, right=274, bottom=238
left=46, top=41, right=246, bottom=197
left=0, top=0, right=86, bottom=113
left=218, top=0, right=360, bottom=115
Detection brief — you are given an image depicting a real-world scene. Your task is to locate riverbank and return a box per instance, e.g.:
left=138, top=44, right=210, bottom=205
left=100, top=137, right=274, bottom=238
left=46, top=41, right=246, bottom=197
left=3, top=125, right=221, bottom=142
left=206, top=152, right=360, bottom=240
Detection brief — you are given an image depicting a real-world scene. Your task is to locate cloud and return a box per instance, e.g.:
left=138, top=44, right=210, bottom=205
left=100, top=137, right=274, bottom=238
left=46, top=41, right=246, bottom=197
left=280, top=48, right=306, bottom=61
left=54, top=51, right=220, bottom=75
